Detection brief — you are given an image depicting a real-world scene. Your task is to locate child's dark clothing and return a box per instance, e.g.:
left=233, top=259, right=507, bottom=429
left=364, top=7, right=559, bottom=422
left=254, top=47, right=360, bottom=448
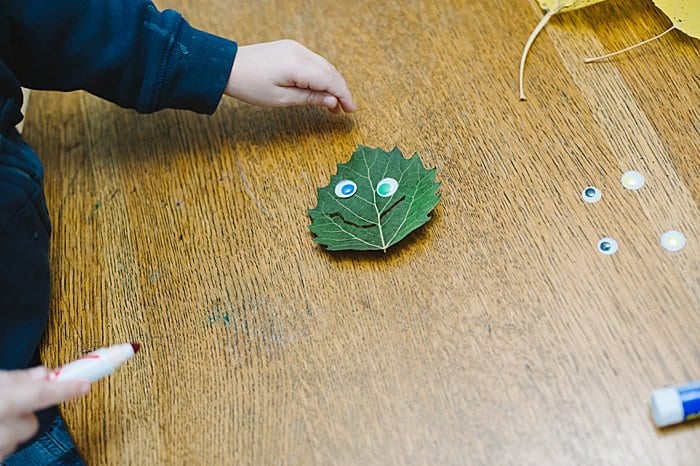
left=1, top=1, right=236, bottom=463
left=2, top=416, right=86, bottom=466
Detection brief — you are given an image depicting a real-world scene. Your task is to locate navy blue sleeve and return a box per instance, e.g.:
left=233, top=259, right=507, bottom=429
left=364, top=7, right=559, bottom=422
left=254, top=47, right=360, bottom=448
left=8, top=0, right=237, bottom=114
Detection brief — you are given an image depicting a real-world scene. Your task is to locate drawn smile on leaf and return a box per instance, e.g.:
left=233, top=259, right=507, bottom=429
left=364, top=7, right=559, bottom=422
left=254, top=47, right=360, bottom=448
left=309, top=146, right=441, bottom=252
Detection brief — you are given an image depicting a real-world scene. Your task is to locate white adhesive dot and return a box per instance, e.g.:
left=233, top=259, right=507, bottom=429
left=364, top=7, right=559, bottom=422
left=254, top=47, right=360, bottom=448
left=597, top=237, right=618, bottom=255
left=621, top=171, right=645, bottom=190
left=581, top=186, right=602, bottom=203
left=660, top=230, right=686, bottom=252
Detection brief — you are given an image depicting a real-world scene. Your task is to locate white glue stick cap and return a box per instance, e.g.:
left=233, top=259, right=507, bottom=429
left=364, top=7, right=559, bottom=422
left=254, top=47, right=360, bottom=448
left=651, top=387, right=684, bottom=427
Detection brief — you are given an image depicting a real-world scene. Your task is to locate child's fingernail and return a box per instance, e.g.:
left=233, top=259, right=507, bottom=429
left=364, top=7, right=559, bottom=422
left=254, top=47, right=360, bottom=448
left=79, top=382, right=91, bottom=395
left=323, top=96, right=336, bottom=107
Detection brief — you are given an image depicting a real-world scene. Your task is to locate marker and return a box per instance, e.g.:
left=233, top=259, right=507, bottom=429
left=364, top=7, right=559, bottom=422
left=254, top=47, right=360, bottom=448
left=650, top=379, right=700, bottom=427
left=49, top=343, right=140, bottom=383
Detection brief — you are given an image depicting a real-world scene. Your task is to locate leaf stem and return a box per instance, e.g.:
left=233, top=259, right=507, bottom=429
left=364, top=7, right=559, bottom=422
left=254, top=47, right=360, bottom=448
left=519, top=7, right=560, bottom=101
left=584, top=25, right=676, bottom=63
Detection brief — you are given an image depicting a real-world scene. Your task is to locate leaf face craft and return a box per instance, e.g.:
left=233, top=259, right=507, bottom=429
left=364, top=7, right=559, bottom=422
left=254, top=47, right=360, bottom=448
left=308, top=146, right=441, bottom=252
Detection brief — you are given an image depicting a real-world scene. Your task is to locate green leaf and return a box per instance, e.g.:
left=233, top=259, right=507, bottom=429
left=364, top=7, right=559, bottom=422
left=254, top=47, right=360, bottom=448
left=308, top=145, right=441, bottom=252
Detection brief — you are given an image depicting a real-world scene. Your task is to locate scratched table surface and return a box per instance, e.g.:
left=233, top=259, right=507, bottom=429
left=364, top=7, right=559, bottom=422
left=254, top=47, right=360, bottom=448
left=24, top=0, right=698, bottom=464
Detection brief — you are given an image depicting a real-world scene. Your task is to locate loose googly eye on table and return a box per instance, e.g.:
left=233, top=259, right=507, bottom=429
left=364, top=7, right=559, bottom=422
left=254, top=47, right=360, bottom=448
left=660, top=230, right=686, bottom=252
left=620, top=171, right=645, bottom=190
left=581, top=186, right=602, bottom=203
left=597, top=237, right=618, bottom=255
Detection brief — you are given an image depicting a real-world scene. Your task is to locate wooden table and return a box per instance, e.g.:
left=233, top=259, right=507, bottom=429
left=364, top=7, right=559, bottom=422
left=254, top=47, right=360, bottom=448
left=25, top=0, right=699, bottom=464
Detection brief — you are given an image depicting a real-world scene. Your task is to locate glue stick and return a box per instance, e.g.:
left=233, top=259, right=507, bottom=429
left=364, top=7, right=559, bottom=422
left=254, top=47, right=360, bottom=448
left=650, top=379, right=700, bottom=427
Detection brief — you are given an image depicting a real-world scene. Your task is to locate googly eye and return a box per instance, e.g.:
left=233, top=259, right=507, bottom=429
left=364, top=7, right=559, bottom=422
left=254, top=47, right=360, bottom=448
left=597, top=237, right=618, bottom=255
left=581, top=186, right=602, bottom=203
left=621, top=171, right=645, bottom=190
left=660, top=230, right=686, bottom=252
left=334, top=180, right=357, bottom=198
left=376, top=178, right=399, bottom=197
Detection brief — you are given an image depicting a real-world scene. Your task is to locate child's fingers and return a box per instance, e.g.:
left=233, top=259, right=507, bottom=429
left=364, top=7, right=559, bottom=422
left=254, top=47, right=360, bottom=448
left=0, top=379, right=90, bottom=417
left=278, top=88, right=337, bottom=109
left=285, top=44, right=354, bottom=111
left=315, top=69, right=355, bottom=112
left=0, top=367, right=49, bottom=388
left=288, top=67, right=355, bottom=112
left=321, top=95, right=339, bottom=110
left=278, top=82, right=352, bottom=111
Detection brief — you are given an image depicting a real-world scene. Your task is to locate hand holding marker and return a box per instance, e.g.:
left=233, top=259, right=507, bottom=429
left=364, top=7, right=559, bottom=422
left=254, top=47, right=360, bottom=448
left=51, top=343, right=140, bottom=382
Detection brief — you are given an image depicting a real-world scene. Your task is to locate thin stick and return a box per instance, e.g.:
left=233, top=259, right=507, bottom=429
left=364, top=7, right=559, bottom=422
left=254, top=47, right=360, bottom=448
left=584, top=25, right=676, bottom=63
left=519, top=8, right=559, bottom=101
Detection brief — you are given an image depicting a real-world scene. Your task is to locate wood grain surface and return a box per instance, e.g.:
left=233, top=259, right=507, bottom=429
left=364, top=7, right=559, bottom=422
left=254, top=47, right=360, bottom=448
left=22, top=0, right=699, bottom=464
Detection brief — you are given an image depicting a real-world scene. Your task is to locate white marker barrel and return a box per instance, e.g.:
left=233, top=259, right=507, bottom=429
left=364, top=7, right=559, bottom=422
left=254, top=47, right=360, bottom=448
left=50, top=343, right=138, bottom=383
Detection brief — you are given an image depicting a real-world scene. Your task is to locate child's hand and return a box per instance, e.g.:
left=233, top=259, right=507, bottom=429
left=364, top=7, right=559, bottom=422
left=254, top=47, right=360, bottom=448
left=0, top=366, right=90, bottom=460
left=225, top=40, right=356, bottom=114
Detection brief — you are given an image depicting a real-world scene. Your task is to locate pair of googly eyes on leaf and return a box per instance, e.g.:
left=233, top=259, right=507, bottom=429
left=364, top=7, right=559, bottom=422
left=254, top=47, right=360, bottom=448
left=334, top=178, right=399, bottom=199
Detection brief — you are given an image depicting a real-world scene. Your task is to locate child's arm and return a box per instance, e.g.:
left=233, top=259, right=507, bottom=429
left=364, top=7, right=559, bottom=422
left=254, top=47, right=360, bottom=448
left=7, top=1, right=353, bottom=115
left=9, top=0, right=234, bottom=114
left=0, top=367, right=90, bottom=460
left=226, top=40, right=355, bottom=114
